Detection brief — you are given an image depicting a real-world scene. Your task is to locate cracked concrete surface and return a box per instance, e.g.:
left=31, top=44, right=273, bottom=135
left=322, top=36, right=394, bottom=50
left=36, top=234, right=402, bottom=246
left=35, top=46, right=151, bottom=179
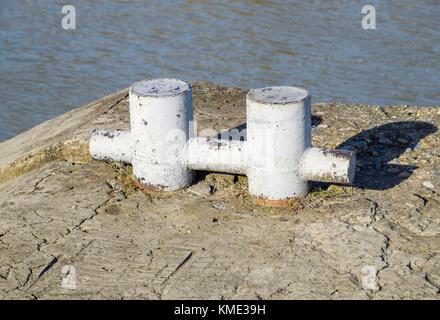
left=0, top=82, right=440, bottom=299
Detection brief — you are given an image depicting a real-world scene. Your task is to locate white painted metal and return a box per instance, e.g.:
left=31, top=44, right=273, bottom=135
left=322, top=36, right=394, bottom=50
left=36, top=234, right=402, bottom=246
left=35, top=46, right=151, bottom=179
left=246, top=86, right=312, bottom=200
left=301, top=147, right=356, bottom=184
left=183, top=137, right=247, bottom=174
left=90, top=80, right=356, bottom=203
left=90, top=129, right=131, bottom=163
left=129, top=78, right=194, bottom=191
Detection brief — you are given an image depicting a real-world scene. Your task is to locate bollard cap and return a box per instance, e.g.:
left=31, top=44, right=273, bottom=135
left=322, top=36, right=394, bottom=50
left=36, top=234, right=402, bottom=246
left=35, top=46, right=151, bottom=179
left=130, top=78, right=191, bottom=97
left=247, top=86, right=310, bottom=105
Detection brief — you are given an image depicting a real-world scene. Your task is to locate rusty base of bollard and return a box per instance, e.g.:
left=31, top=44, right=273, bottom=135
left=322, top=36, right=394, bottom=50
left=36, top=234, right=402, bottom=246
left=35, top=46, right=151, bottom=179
left=133, top=180, right=170, bottom=194
left=252, top=195, right=301, bottom=208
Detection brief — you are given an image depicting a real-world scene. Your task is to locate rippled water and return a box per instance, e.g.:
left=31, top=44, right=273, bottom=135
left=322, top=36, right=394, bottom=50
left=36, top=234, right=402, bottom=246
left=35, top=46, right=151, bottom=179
left=0, top=0, right=439, bottom=141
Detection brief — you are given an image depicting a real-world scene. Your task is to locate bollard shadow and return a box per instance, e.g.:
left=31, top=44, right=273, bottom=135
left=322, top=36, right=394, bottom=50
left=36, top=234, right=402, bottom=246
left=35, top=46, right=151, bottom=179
left=214, top=118, right=436, bottom=191
left=335, top=121, right=437, bottom=190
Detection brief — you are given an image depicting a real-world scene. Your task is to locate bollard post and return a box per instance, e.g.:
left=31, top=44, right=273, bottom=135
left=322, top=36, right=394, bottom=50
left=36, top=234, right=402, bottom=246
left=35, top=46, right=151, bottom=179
left=90, top=79, right=356, bottom=206
left=246, top=86, right=312, bottom=206
left=129, top=78, right=194, bottom=191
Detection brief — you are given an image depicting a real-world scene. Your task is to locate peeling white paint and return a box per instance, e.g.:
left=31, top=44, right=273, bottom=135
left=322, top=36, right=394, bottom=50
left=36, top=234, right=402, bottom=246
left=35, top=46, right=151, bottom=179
left=246, top=86, right=312, bottom=199
left=129, top=78, right=194, bottom=190
left=301, top=147, right=356, bottom=184
left=183, top=137, right=247, bottom=174
left=90, top=80, right=356, bottom=201
left=90, top=129, right=131, bottom=163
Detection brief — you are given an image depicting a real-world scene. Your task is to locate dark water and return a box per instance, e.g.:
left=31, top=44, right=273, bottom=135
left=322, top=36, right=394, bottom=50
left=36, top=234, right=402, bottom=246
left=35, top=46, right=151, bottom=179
left=0, top=0, right=439, bottom=141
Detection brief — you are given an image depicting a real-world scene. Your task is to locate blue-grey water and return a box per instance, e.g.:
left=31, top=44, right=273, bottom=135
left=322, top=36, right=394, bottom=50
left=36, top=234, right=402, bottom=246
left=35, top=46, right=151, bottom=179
left=0, top=0, right=439, bottom=141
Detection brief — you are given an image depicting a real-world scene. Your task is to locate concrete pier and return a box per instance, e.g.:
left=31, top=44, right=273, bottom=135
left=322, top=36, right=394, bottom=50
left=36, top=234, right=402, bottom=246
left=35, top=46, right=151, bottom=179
left=0, top=82, right=439, bottom=299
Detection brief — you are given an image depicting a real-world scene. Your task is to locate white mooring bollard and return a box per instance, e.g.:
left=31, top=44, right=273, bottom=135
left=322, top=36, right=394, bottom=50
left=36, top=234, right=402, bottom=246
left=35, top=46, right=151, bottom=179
left=90, top=78, right=356, bottom=206
left=129, top=78, right=194, bottom=191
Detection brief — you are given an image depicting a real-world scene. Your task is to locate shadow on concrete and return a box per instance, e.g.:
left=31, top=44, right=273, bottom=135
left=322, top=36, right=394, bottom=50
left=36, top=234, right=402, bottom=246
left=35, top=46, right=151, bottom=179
left=335, top=121, right=437, bottom=190
left=214, top=119, right=436, bottom=191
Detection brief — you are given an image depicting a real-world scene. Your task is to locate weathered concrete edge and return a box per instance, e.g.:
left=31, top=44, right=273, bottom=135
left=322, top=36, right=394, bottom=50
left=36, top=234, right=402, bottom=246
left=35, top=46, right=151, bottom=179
left=0, top=88, right=129, bottom=184
left=0, top=139, right=91, bottom=184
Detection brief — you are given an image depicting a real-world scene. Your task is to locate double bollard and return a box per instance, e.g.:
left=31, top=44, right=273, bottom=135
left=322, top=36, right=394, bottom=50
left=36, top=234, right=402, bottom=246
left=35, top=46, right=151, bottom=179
left=90, top=78, right=355, bottom=206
